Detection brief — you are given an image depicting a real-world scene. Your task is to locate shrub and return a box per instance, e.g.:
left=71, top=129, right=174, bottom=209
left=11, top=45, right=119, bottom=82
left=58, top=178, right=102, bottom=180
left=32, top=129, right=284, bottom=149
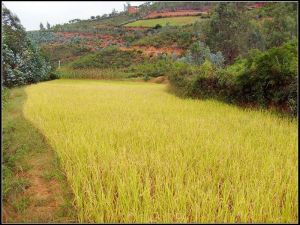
left=183, top=41, right=225, bottom=68
left=169, top=40, right=298, bottom=115
left=235, top=41, right=297, bottom=108
left=128, top=57, right=174, bottom=78
left=70, top=47, right=145, bottom=69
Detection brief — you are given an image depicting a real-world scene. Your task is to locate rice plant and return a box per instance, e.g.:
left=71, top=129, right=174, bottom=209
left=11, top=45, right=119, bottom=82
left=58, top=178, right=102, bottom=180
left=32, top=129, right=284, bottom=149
left=23, top=79, right=298, bottom=223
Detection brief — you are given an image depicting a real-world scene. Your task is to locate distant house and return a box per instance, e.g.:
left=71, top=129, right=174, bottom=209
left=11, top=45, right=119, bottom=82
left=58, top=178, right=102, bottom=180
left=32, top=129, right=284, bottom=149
left=128, top=6, right=138, bottom=14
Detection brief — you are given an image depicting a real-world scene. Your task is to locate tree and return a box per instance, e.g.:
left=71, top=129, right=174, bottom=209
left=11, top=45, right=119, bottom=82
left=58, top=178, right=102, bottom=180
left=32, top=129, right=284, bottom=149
left=124, top=2, right=131, bottom=12
left=39, top=22, right=45, bottom=30
left=46, top=21, right=51, bottom=30
left=204, top=3, right=250, bottom=64
left=2, top=4, right=27, bottom=53
left=90, top=16, right=95, bottom=20
left=262, top=3, right=297, bottom=49
left=2, top=4, right=51, bottom=87
left=110, top=8, right=117, bottom=16
left=184, top=41, right=224, bottom=68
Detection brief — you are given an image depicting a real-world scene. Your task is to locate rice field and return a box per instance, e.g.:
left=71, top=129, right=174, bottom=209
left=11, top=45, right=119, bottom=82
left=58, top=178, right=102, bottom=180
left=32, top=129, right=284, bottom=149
left=23, top=79, right=297, bottom=223
left=124, top=16, right=204, bottom=27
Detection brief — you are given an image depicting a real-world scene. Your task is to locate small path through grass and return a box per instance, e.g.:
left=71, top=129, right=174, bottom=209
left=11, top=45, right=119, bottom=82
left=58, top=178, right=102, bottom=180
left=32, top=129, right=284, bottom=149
left=2, top=87, right=77, bottom=223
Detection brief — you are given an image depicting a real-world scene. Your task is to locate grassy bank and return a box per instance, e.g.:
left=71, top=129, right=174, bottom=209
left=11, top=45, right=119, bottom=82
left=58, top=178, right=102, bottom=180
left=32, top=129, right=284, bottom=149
left=2, top=86, right=77, bottom=223
left=125, top=16, right=204, bottom=27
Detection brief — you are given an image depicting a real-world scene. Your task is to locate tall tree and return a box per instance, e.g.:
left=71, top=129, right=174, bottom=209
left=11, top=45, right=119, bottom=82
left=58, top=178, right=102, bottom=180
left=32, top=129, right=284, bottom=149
left=46, top=21, right=51, bottom=30
left=2, top=4, right=51, bottom=87
left=39, top=22, right=45, bottom=30
left=204, top=3, right=250, bottom=64
left=262, top=2, right=297, bottom=48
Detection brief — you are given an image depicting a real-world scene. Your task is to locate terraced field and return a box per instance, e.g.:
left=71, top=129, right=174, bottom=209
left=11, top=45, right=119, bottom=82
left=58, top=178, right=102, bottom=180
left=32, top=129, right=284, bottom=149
left=124, top=16, right=204, bottom=27
left=22, top=79, right=298, bottom=223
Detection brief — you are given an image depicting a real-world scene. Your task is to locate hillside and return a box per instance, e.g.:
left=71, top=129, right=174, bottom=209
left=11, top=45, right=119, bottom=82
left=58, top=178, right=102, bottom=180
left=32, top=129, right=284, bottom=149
left=27, top=1, right=273, bottom=70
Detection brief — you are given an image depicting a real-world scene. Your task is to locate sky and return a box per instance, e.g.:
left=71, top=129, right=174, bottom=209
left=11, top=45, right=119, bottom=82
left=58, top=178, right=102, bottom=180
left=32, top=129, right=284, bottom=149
left=2, top=1, right=146, bottom=31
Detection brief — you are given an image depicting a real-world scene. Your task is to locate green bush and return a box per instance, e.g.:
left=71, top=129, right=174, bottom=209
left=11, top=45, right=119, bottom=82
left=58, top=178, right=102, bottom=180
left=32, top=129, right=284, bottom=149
left=169, top=41, right=298, bottom=115
left=70, top=47, right=145, bottom=69
left=133, top=26, right=193, bottom=49
left=127, top=57, right=174, bottom=78
left=235, top=41, right=297, bottom=110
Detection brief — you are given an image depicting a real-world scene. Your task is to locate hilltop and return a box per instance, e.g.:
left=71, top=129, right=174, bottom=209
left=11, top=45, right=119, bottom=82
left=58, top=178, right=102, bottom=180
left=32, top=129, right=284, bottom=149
left=27, top=1, right=270, bottom=69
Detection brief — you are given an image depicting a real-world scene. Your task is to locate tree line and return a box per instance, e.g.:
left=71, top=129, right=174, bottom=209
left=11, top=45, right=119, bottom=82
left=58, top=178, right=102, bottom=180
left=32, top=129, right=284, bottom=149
left=2, top=4, right=52, bottom=87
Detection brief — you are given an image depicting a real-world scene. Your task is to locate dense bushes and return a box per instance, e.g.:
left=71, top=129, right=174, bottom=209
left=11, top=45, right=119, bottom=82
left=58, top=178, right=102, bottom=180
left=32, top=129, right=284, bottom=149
left=2, top=5, right=51, bottom=87
left=169, top=41, right=298, bottom=115
left=40, top=43, right=91, bottom=69
left=69, top=47, right=145, bottom=69
left=234, top=41, right=297, bottom=113
left=132, top=25, right=194, bottom=49
left=127, top=56, right=174, bottom=78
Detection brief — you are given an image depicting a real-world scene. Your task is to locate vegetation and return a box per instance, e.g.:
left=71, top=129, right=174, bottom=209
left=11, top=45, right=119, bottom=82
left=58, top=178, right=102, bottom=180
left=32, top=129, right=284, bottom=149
left=40, top=43, right=91, bottom=68
left=52, top=13, right=137, bottom=33
left=69, top=47, right=144, bottom=69
left=132, top=25, right=195, bottom=49
left=167, top=2, right=298, bottom=115
left=2, top=1, right=298, bottom=223
left=169, top=40, right=297, bottom=115
left=125, top=16, right=203, bottom=27
left=2, top=88, right=76, bottom=222
left=56, top=67, right=133, bottom=80
left=23, top=79, right=297, bottom=223
left=2, top=5, right=51, bottom=87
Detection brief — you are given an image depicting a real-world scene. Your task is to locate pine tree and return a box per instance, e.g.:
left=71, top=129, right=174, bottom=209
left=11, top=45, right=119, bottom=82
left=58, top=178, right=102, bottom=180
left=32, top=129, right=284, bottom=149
left=40, top=22, right=45, bottom=30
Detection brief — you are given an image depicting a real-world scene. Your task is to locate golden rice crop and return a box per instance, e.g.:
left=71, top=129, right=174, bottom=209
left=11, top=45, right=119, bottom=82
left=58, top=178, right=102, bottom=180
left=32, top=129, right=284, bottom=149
left=23, top=79, right=298, bottom=223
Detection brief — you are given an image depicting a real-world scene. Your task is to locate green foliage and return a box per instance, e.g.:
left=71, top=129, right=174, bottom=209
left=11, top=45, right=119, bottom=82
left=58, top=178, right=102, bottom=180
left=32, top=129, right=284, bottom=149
left=169, top=41, right=298, bottom=115
left=183, top=41, right=224, bottom=67
left=261, top=3, right=297, bottom=49
left=69, top=47, right=145, bottom=69
left=40, top=22, right=45, bottom=31
left=56, top=67, right=135, bottom=80
left=52, top=13, right=136, bottom=33
left=2, top=87, right=9, bottom=109
left=204, top=3, right=250, bottom=64
left=127, top=56, right=174, bottom=78
left=235, top=41, right=297, bottom=114
left=12, top=197, right=30, bottom=213
left=148, top=2, right=215, bottom=12
left=125, top=16, right=203, bottom=27
left=27, top=31, right=60, bottom=44
left=40, top=43, right=91, bottom=69
left=133, top=25, right=194, bottom=49
left=2, top=5, right=51, bottom=87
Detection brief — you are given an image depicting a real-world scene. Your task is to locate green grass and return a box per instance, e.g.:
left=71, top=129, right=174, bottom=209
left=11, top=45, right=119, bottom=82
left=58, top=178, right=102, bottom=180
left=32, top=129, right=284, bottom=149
left=57, top=58, right=174, bottom=80
left=69, top=47, right=145, bottom=69
left=2, top=87, right=77, bottom=223
left=23, top=79, right=297, bottom=223
left=125, top=16, right=204, bottom=27
left=56, top=67, right=135, bottom=80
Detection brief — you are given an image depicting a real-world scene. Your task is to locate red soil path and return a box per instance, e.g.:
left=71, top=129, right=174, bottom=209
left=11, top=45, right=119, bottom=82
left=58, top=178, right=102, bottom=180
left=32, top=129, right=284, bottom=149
left=120, top=46, right=184, bottom=57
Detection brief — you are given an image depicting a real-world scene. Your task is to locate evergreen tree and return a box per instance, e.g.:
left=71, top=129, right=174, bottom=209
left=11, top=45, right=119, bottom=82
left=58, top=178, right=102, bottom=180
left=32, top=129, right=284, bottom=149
left=205, top=3, right=249, bottom=64
left=2, top=4, right=51, bottom=87
left=40, top=22, right=45, bottom=30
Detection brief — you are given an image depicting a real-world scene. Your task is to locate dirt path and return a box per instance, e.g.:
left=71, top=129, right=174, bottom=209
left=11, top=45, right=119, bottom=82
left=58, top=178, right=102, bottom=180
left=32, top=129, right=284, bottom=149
left=2, top=88, right=77, bottom=223
left=120, top=46, right=184, bottom=57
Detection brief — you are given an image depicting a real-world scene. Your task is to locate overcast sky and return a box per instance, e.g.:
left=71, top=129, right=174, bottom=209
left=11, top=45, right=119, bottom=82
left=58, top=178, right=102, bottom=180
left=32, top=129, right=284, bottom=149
left=3, top=1, right=146, bottom=31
